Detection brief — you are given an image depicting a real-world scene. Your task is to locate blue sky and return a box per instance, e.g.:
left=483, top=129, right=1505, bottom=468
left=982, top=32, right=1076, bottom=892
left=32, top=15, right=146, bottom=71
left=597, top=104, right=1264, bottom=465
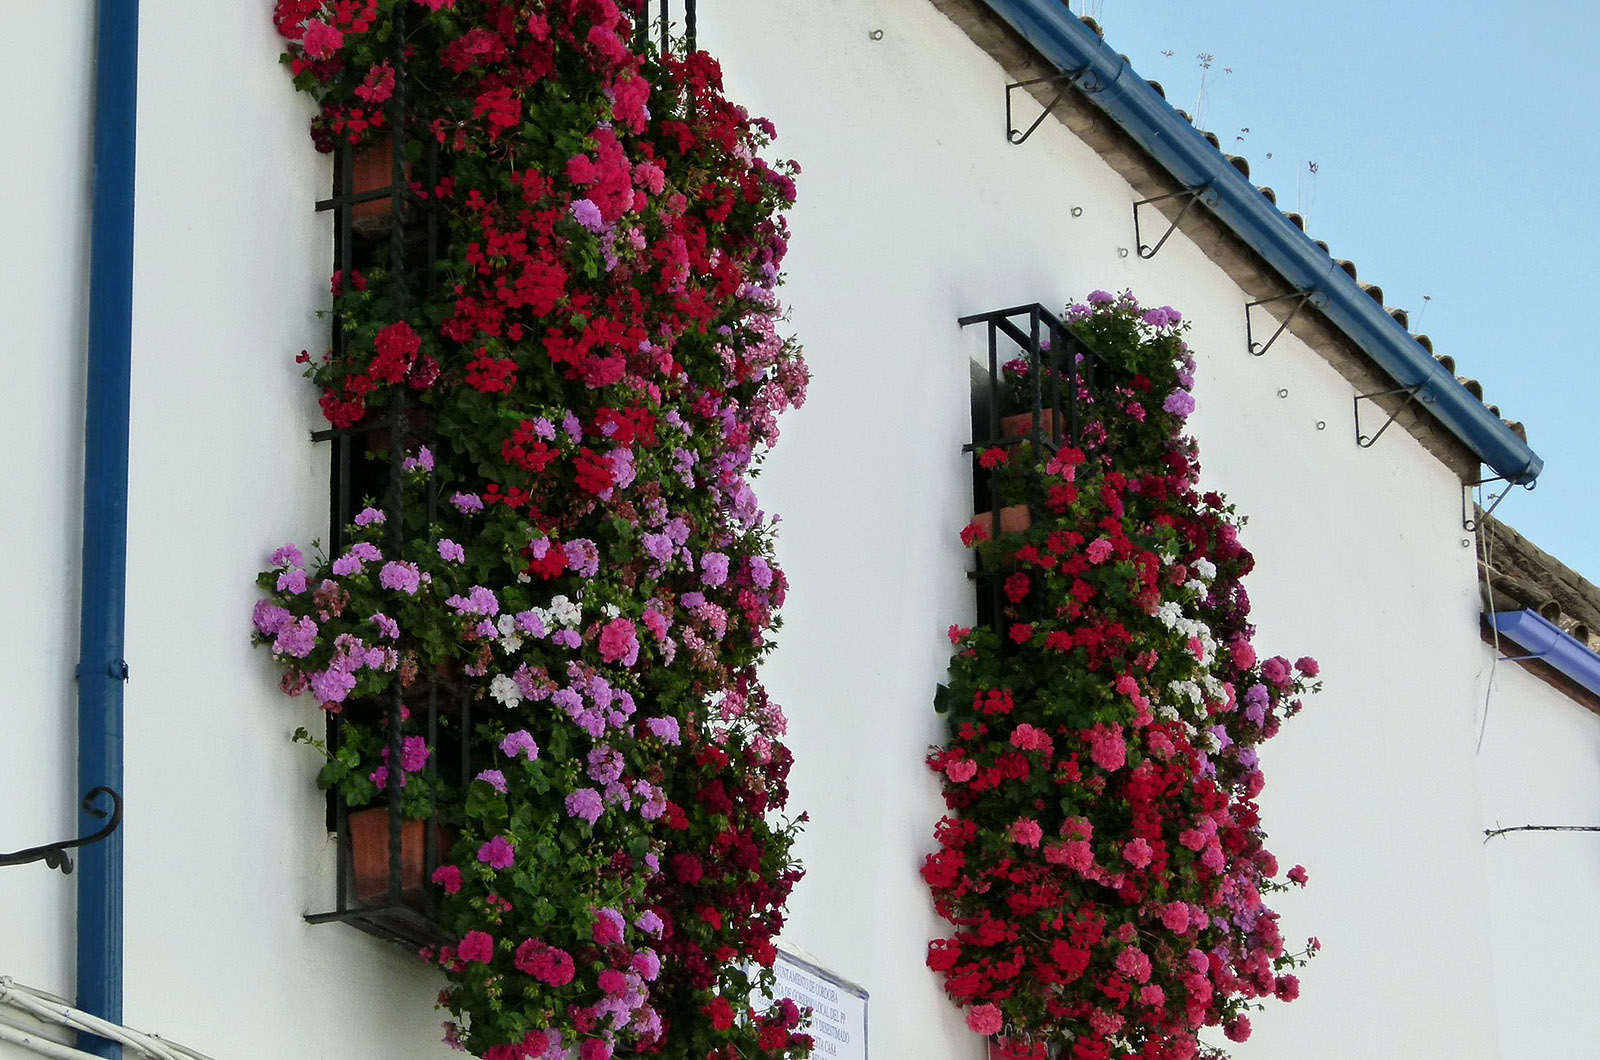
left=1087, top=0, right=1599, bottom=582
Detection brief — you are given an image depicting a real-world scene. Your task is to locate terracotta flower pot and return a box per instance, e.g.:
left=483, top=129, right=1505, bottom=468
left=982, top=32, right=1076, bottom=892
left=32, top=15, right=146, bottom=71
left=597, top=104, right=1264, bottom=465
left=349, top=134, right=407, bottom=221
left=999, top=408, right=1060, bottom=444
left=971, top=504, right=1032, bottom=538
left=348, top=806, right=430, bottom=905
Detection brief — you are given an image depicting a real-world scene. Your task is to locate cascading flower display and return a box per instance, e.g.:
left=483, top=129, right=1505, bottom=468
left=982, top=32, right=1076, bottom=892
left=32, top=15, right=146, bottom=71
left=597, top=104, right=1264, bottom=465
left=253, top=3, right=811, bottom=1058
left=926, top=292, right=1320, bottom=1060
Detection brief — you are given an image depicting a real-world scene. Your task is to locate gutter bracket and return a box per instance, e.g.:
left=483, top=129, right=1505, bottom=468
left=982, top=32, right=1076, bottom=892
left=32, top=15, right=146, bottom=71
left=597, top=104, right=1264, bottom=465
left=1133, top=185, right=1215, bottom=259
left=1462, top=475, right=1532, bottom=532
left=0, top=788, right=121, bottom=876
left=1245, top=288, right=1322, bottom=357
left=1005, top=69, right=1094, bottom=145
left=1353, top=383, right=1433, bottom=449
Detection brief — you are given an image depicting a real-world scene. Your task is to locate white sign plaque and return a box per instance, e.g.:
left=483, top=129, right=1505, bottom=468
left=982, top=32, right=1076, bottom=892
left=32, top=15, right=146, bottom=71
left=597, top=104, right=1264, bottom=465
left=761, top=951, right=869, bottom=1060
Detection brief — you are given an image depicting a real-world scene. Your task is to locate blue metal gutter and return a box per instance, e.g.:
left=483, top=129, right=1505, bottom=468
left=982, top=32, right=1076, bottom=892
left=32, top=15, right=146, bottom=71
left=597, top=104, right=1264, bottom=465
left=77, top=0, right=138, bottom=1055
left=1489, top=610, right=1600, bottom=701
left=979, top=0, right=1543, bottom=485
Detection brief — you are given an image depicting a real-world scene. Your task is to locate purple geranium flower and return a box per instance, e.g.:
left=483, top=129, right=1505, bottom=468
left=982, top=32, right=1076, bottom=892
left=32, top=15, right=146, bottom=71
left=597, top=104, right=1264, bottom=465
left=1163, top=390, right=1196, bottom=418
left=699, top=551, right=729, bottom=587
left=269, top=543, right=304, bottom=568
left=565, top=787, right=604, bottom=825
left=253, top=599, right=292, bottom=636
left=308, top=667, right=356, bottom=704
left=645, top=716, right=680, bottom=746
left=571, top=197, right=605, bottom=233
left=500, top=730, right=540, bottom=762
left=273, top=616, right=319, bottom=658
left=378, top=561, right=421, bottom=595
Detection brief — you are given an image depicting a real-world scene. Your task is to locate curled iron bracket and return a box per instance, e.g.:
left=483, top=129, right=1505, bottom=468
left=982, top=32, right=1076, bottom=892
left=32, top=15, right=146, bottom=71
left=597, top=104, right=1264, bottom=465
left=1132, top=185, right=1216, bottom=259
left=1353, top=383, right=1433, bottom=449
left=0, top=787, right=122, bottom=875
left=1245, top=288, right=1323, bottom=357
left=1005, top=69, right=1093, bottom=145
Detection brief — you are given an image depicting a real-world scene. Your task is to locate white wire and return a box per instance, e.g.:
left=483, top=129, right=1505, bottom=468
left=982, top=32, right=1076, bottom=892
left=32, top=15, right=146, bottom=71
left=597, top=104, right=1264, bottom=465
left=1476, top=490, right=1501, bottom=754
left=0, top=1017, right=94, bottom=1060
left=0, top=978, right=218, bottom=1060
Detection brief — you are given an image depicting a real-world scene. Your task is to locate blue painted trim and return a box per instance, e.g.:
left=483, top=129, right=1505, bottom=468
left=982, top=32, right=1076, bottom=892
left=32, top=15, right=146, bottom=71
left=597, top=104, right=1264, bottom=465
left=78, top=0, right=138, bottom=1055
left=979, top=0, right=1543, bottom=484
left=1489, top=610, right=1600, bottom=701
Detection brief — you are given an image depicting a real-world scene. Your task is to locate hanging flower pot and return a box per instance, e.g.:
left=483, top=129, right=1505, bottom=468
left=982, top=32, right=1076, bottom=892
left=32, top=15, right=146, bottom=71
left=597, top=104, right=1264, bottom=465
left=969, top=504, right=1032, bottom=539
left=988, top=1038, right=1058, bottom=1060
left=349, top=133, right=406, bottom=221
left=999, top=408, right=1061, bottom=445
left=347, top=806, right=430, bottom=905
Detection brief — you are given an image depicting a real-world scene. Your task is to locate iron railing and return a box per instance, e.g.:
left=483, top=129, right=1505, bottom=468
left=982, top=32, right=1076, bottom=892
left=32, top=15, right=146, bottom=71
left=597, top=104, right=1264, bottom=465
left=959, top=303, right=1104, bottom=630
left=303, top=1, right=456, bottom=950
left=297, top=0, right=700, bottom=950
left=634, top=0, right=697, bottom=53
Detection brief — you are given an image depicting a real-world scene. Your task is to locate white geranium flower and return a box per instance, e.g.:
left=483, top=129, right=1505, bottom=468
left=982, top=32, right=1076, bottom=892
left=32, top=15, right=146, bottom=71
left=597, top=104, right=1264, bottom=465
left=494, top=614, right=524, bottom=653
left=549, top=595, right=581, bottom=627
left=489, top=674, right=522, bottom=708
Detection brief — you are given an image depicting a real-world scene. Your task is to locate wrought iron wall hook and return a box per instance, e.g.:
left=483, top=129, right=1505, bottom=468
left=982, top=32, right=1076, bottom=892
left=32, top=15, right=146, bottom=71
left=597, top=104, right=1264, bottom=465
left=1005, top=69, right=1093, bottom=145
left=1244, top=288, right=1323, bottom=357
left=1132, top=185, right=1214, bottom=259
left=0, top=787, right=122, bottom=875
left=1352, top=383, right=1431, bottom=449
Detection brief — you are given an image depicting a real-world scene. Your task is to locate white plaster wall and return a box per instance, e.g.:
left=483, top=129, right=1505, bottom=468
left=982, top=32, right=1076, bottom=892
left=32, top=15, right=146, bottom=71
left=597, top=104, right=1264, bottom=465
left=1476, top=651, right=1600, bottom=1060
left=2, top=2, right=1535, bottom=1059
left=0, top=0, right=96, bottom=1008
left=2, top=4, right=453, bottom=1059
left=704, top=1, right=1502, bottom=1057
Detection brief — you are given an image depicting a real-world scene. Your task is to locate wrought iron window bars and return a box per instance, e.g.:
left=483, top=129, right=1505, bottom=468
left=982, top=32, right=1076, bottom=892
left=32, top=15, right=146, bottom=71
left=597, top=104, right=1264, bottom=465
left=959, top=303, right=1104, bottom=631
left=634, top=0, right=697, bottom=54
left=298, top=0, right=698, bottom=952
left=302, top=1, right=458, bottom=950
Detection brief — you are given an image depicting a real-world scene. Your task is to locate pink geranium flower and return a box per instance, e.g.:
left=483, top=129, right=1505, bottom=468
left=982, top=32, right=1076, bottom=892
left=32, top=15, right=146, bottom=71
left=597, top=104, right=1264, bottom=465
left=477, top=835, right=515, bottom=869
left=1010, top=819, right=1043, bottom=847
left=457, top=930, right=494, bottom=964
left=965, top=1003, right=1003, bottom=1036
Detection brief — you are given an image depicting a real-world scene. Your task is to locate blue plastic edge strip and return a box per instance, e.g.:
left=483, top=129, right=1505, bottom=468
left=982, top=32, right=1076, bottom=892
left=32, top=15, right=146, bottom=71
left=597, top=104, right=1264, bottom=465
left=1490, top=610, right=1600, bottom=700
left=980, top=0, right=1542, bottom=484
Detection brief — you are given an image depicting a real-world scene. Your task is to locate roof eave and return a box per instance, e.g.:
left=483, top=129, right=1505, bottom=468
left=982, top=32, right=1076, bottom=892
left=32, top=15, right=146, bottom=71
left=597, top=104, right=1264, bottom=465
left=979, top=0, right=1542, bottom=484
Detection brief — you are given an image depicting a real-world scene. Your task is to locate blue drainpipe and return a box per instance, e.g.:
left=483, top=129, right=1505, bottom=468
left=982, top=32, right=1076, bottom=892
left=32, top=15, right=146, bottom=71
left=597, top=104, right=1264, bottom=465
left=77, top=0, right=138, bottom=1055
